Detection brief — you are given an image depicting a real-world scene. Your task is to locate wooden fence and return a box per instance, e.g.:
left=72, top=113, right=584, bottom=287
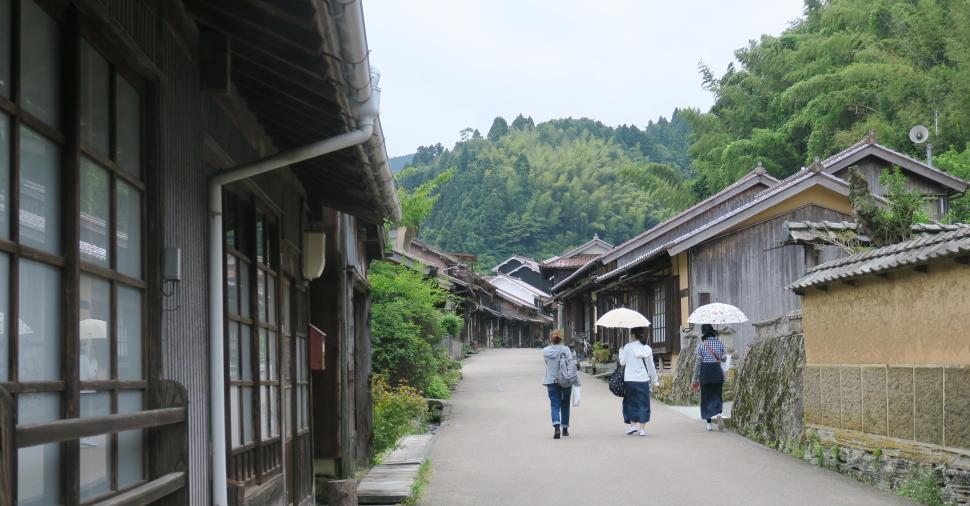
left=0, top=380, right=189, bottom=506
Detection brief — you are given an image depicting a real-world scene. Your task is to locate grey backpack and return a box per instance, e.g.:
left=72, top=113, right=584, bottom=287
left=557, top=349, right=578, bottom=388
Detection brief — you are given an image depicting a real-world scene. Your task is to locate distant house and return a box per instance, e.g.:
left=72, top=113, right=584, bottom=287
left=789, top=226, right=970, bottom=499
left=492, top=254, right=552, bottom=293
left=553, top=135, right=969, bottom=367
left=538, top=235, right=613, bottom=332
left=390, top=234, right=552, bottom=350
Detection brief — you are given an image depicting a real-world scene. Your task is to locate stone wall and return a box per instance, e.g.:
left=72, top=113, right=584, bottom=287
left=731, top=312, right=805, bottom=446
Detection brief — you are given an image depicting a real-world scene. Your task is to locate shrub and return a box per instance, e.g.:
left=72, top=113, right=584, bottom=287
left=423, top=374, right=451, bottom=400
left=592, top=341, right=611, bottom=363
left=441, top=314, right=464, bottom=337
left=897, top=468, right=949, bottom=506
left=372, top=376, right=428, bottom=462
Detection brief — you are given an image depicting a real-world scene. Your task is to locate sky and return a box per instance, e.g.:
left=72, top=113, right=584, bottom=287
left=363, top=0, right=806, bottom=157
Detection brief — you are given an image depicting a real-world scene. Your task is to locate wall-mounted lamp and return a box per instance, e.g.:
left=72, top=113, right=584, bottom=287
left=303, top=231, right=326, bottom=280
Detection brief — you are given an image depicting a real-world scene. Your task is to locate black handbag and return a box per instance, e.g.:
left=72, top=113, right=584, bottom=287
left=608, top=362, right=625, bottom=397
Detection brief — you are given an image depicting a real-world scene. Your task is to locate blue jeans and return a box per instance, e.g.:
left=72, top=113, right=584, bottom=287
left=546, top=384, right=571, bottom=427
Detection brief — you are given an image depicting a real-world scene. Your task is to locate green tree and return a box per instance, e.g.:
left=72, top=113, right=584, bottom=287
left=487, top=116, right=509, bottom=141
left=935, top=144, right=970, bottom=223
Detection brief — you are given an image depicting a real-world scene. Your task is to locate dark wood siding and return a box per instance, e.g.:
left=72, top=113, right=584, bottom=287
left=689, top=205, right=849, bottom=356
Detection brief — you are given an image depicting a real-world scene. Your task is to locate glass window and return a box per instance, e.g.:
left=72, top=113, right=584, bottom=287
left=18, top=260, right=59, bottom=380
left=20, top=0, right=60, bottom=128
left=228, top=322, right=240, bottom=380
left=117, top=391, right=144, bottom=487
left=80, top=275, right=111, bottom=381
left=80, top=158, right=110, bottom=266
left=652, top=285, right=666, bottom=344
left=242, top=386, right=254, bottom=444
left=115, top=76, right=140, bottom=176
left=19, top=127, right=60, bottom=254
left=79, top=391, right=111, bottom=500
left=0, top=254, right=6, bottom=380
left=18, top=393, right=60, bottom=505
left=229, top=386, right=241, bottom=447
left=0, top=0, right=9, bottom=98
left=241, top=325, right=252, bottom=380
left=117, top=285, right=142, bottom=380
left=227, top=255, right=239, bottom=315
left=117, top=181, right=141, bottom=278
left=240, top=261, right=250, bottom=318
left=0, top=113, right=9, bottom=238
left=80, top=42, right=110, bottom=156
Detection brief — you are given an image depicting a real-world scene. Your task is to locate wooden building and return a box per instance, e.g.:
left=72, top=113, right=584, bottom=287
left=390, top=235, right=552, bottom=350
left=0, top=1, right=399, bottom=505
left=553, top=136, right=968, bottom=367
left=537, top=235, right=612, bottom=334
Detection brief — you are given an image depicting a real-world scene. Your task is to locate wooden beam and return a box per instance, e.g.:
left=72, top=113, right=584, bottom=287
left=841, top=279, right=858, bottom=287
left=914, top=264, right=929, bottom=274
left=956, top=256, right=969, bottom=265
left=16, top=407, right=185, bottom=448
left=200, top=28, right=231, bottom=95
left=90, top=472, right=185, bottom=506
left=188, top=0, right=322, bottom=57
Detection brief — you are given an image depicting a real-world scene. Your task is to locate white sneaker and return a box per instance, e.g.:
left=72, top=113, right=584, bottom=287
left=638, top=429, right=646, bottom=437
left=715, top=414, right=723, bottom=431
left=625, top=425, right=637, bottom=435
left=706, top=422, right=713, bottom=431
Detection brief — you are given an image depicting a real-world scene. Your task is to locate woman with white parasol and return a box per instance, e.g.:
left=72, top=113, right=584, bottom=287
left=596, top=308, right=659, bottom=437
left=688, top=303, right=746, bottom=431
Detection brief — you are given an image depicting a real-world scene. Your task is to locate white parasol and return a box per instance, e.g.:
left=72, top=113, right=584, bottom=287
left=594, top=308, right=651, bottom=329
left=687, top=303, right=748, bottom=325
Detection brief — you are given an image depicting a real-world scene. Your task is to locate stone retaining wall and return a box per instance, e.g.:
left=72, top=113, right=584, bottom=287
left=731, top=312, right=804, bottom=445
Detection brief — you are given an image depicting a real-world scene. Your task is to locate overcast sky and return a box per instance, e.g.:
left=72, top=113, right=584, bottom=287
left=363, top=1, right=806, bottom=157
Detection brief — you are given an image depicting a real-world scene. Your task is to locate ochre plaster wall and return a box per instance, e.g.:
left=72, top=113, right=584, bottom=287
left=803, top=260, right=970, bottom=365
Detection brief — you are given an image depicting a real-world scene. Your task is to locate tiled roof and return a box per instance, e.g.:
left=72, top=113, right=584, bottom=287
left=552, top=167, right=778, bottom=293
left=784, top=221, right=967, bottom=244
left=789, top=225, right=970, bottom=291
left=542, top=254, right=600, bottom=269
left=821, top=135, right=968, bottom=192
left=595, top=170, right=851, bottom=283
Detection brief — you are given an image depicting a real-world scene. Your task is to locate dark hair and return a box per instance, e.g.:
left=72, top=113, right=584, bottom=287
left=701, top=324, right=718, bottom=340
left=632, top=326, right=648, bottom=345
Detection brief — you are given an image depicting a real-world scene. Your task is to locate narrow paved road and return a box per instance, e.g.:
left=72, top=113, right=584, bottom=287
left=421, top=349, right=910, bottom=506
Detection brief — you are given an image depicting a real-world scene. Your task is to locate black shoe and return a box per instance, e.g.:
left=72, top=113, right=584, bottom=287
left=553, top=425, right=561, bottom=439
left=562, top=427, right=570, bottom=437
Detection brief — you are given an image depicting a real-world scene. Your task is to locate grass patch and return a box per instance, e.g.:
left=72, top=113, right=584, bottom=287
left=897, top=468, right=951, bottom=506
left=402, top=460, right=433, bottom=506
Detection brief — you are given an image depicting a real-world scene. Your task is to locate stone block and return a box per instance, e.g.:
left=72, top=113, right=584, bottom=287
left=803, top=366, right=822, bottom=425
left=887, top=367, right=914, bottom=440
left=945, top=367, right=970, bottom=449
left=862, top=367, right=887, bottom=435
left=820, top=367, right=842, bottom=428
left=914, top=367, right=944, bottom=445
left=841, top=367, right=863, bottom=431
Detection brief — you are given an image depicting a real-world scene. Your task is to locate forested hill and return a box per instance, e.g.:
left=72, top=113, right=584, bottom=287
left=688, top=0, right=970, bottom=196
left=397, top=0, right=970, bottom=269
left=396, top=113, right=694, bottom=269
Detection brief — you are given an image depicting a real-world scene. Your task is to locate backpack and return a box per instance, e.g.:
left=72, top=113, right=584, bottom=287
left=557, top=350, right=578, bottom=388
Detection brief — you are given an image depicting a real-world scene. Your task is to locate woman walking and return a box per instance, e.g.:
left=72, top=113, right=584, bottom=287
left=542, top=331, right=576, bottom=439
left=692, top=324, right=727, bottom=431
left=620, top=327, right=659, bottom=436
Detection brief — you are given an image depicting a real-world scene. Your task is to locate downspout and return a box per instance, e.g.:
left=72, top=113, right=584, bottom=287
left=208, top=3, right=383, bottom=500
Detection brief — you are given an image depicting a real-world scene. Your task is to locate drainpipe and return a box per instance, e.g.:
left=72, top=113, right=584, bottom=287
left=208, top=2, right=386, bottom=501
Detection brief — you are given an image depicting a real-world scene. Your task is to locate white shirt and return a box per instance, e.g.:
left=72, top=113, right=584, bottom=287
left=620, top=341, right=659, bottom=385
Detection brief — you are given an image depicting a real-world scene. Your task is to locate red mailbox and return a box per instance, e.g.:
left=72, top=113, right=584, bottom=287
left=309, top=324, right=326, bottom=371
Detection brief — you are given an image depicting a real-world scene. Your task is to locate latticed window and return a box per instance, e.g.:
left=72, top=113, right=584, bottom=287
left=0, top=0, right=147, bottom=502
left=652, top=285, right=666, bottom=344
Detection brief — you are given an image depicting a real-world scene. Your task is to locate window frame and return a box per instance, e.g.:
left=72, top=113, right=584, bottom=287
left=223, top=190, right=285, bottom=485
left=0, top=1, right=151, bottom=503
